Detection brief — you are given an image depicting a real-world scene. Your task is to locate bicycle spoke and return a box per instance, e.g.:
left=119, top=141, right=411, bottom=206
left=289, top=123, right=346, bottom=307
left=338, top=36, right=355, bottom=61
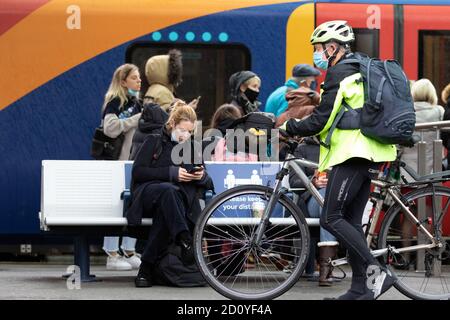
left=378, top=186, right=450, bottom=300
left=195, top=188, right=309, bottom=299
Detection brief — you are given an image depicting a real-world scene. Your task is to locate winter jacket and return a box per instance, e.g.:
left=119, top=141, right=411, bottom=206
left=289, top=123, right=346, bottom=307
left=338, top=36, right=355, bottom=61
left=102, top=96, right=142, bottom=160
left=126, top=128, right=214, bottom=226
left=288, top=137, right=320, bottom=217
left=129, top=102, right=169, bottom=160
left=144, top=50, right=182, bottom=112
left=286, top=53, right=396, bottom=171
left=440, top=99, right=450, bottom=151
left=289, top=137, right=320, bottom=190
left=265, top=79, right=299, bottom=117
left=275, top=87, right=319, bottom=127
left=400, top=101, right=444, bottom=180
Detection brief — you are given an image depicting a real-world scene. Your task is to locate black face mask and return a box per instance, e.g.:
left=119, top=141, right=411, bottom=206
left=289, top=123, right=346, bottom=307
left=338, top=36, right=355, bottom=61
left=309, top=80, right=317, bottom=91
left=244, top=88, right=259, bottom=103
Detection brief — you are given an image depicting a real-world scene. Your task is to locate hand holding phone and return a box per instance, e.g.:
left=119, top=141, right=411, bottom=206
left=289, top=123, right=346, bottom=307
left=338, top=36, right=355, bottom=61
left=188, top=166, right=203, bottom=173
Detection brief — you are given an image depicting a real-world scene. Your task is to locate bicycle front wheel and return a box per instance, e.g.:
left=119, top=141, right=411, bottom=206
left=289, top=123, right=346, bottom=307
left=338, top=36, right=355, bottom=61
left=194, top=185, right=310, bottom=300
left=378, top=186, right=450, bottom=300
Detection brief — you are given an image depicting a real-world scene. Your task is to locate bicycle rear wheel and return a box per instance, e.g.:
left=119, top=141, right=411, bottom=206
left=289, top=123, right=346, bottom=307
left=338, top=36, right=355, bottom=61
left=194, top=185, right=310, bottom=300
left=378, top=186, right=450, bottom=300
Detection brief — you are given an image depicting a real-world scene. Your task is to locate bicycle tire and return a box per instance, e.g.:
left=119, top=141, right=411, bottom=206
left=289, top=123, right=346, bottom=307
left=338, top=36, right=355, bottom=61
left=378, top=185, right=450, bottom=300
left=194, top=185, right=310, bottom=300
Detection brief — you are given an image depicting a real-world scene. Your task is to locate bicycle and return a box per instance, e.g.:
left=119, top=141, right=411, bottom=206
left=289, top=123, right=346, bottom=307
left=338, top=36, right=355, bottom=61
left=194, top=138, right=450, bottom=300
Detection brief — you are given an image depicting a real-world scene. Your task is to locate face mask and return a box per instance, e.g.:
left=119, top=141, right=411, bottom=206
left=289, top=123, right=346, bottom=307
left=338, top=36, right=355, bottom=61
left=244, top=88, right=259, bottom=103
left=171, top=131, right=178, bottom=142
left=313, top=51, right=329, bottom=70
left=128, top=88, right=139, bottom=97
left=171, top=128, right=190, bottom=143
left=309, top=80, right=317, bottom=91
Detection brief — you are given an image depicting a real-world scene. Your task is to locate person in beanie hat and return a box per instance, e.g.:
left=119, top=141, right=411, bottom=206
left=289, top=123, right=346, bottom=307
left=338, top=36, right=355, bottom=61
left=266, top=64, right=320, bottom=118
left=229, top=71, right=261, bottom=115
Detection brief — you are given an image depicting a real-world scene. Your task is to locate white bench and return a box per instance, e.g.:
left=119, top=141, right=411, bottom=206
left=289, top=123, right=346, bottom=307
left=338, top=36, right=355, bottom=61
left=39, top=160, right=319, bottom=281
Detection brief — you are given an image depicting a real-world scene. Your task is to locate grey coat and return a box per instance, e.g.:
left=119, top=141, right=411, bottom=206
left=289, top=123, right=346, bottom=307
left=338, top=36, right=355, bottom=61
left=400, top=101, right=444, bottom=180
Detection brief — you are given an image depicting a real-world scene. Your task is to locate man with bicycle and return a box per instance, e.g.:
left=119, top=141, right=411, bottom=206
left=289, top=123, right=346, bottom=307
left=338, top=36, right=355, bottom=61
left=281, top=20, right=397, bottom=299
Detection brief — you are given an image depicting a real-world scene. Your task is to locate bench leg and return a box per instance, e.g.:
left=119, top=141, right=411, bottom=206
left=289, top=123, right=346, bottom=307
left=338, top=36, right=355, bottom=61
left=73, top=235, right=99, bottom=282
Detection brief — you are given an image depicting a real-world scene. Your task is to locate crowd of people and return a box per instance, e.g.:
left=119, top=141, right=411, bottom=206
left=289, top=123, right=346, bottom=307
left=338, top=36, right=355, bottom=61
left=95, top=20, right=450, bottom=299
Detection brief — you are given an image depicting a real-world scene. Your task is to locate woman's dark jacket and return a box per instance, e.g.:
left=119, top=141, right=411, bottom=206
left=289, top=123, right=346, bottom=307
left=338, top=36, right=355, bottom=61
left=129, top=102, right=169, bottom=160
left=441, top=100, right=450, bottom=154
left=126, top=128, right=214, bottom=226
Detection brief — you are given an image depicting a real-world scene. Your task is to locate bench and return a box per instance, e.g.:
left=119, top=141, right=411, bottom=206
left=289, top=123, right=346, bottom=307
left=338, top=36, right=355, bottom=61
left=40, top=160, right=319, bottom=281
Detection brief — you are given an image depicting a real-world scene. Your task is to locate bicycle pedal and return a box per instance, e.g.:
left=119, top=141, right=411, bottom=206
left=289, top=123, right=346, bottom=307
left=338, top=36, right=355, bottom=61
left=331, top=257, right=348, bottom=267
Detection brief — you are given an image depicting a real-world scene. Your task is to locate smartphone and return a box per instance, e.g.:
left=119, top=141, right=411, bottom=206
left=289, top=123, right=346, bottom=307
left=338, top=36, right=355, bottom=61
left=188, top=166, right=203, bottom=173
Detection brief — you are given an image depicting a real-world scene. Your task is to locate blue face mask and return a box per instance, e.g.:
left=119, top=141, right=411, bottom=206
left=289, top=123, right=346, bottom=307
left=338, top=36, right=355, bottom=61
left=310, top=80, right=317, bottom=91
left=171, top=131, right=179, bottom=143
left=313, top=51, right=329, bottom=70
left=128, top=88, right=139, bottom=97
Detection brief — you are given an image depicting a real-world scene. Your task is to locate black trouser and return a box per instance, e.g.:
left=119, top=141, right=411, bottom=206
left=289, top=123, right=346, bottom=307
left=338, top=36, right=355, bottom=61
left=140, top=182, right=190, bottom=265
left=320, top=158, right=380, bottom=276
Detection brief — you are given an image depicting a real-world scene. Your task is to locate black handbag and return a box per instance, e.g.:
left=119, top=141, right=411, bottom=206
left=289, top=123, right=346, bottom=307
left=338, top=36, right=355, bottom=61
left=90, top=127, right=125, bottom=160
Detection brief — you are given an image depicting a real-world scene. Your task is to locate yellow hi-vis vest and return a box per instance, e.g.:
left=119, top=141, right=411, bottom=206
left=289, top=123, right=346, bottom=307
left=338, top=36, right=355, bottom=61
left=317, top=73, right=397, bottom=171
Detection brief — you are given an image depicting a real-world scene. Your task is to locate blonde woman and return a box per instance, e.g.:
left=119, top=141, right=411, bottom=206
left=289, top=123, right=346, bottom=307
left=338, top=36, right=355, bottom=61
left=127, top=104, right=213, bottom=287
left=401, top=79, right=444, bottom=180
left=229, top=71, right=261, bottom=115
left=101, top=64, right=142, bottom=271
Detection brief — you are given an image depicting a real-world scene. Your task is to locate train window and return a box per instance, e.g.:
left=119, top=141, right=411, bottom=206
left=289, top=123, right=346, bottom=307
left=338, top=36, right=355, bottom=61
left=351, top=28, right=380, bottom=58
left=126, top=43, right=251, bottom=126
left=419, top=31, right=450, bottom=104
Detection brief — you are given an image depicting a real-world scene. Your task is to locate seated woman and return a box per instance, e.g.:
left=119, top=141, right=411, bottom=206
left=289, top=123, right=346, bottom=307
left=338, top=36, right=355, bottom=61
left=126, top=104, right=213, bottom=288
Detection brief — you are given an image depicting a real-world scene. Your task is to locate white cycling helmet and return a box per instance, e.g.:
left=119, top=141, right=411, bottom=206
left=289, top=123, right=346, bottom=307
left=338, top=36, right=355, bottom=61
left=310, top=20, right=355, bottom=45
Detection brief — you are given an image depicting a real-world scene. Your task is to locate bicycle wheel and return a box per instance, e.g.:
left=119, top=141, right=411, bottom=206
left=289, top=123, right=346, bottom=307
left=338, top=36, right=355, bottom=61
left=378, top=186, right=450, bottom=300
left=194, top=185, right=310, bottom=300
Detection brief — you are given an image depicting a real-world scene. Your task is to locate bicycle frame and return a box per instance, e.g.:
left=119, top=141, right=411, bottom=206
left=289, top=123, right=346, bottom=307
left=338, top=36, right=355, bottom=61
left=251, top=153, right=323, bottom=246
left=251, top=152, right=442, bottom=267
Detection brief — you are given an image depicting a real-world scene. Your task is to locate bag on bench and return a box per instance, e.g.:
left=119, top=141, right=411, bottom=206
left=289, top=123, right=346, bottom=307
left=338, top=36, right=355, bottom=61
left=152, top=244, right=206, bottom=287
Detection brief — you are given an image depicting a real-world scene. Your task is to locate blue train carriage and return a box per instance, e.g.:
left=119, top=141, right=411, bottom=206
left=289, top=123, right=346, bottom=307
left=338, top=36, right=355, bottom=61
left=1, top=0, right=450, bottom=251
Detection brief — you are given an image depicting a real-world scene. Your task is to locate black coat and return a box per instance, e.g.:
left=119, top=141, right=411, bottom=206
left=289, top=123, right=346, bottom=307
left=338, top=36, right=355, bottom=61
left=289, top=137, right=320, bottom=188
left=126, top=128, right=214, bottom=226
left=289, top=137, right=320, bottom=217
left=286, top=53, right=359, bottom=137
left=441, top=99, right=450, bottom=150
left=129, top=103, right=168, bottom=160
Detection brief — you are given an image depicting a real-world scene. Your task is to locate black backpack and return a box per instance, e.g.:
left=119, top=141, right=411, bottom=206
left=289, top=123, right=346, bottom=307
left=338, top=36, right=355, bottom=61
left=152, top=244, right=206, bottom=287
left=226, top=112, right=276, bottom=155
left=325, top=53, right=416, bottom=147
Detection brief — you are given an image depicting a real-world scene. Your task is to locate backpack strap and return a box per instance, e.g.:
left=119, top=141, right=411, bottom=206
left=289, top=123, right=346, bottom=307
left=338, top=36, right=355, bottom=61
left=339, top=58, right=360, bottom=65
left=322, top=102, right=356, bottom=149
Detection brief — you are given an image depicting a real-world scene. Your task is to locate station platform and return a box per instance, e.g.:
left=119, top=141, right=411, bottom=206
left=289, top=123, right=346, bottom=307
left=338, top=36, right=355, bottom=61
left=0, top=262, right=408, bottom=300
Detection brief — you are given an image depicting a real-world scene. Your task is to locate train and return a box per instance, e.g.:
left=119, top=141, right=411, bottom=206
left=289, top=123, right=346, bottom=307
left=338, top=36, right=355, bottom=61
left=1, top=0, right=449, bottom=253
